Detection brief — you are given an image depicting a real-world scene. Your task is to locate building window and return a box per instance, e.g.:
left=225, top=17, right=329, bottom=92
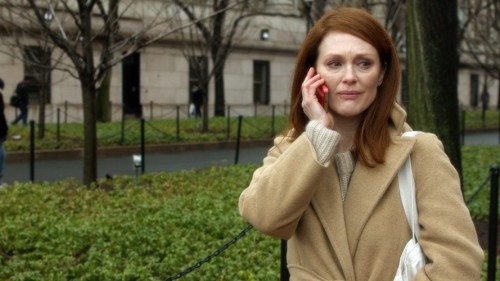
left=188, top=56, right=208, bottom=96
left=253, top=60, right=270, bottom=105
left=470, top=73, right=479, bottom=108
left=23, top=46, right=51, bottom=104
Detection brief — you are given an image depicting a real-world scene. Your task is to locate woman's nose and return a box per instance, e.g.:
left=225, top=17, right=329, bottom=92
left=342, top=65, right=357, bottom=84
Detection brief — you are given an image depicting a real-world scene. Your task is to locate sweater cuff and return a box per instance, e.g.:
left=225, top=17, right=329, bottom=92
left=305, top=120, right=340, bottom=165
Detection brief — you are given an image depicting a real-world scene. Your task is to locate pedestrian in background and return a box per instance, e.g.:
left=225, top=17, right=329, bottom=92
left=239, top=7, right=483, bottom=281
left=191, top=84, right=203, bottom=118
left=11, top=75, right=33, bottom=125
left=0, top=78, right=9, bottom=187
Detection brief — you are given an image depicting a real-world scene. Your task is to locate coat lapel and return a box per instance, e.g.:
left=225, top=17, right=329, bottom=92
left=311, top=164, right=356, bottom=281
left=343, top=136, right=416, bottom=255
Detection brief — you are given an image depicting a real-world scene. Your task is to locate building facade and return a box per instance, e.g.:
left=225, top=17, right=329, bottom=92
left=0, top=0, right=497, bottom=124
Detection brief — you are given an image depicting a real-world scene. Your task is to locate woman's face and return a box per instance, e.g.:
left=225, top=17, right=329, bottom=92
left=315, top=31, right=385, bottom=121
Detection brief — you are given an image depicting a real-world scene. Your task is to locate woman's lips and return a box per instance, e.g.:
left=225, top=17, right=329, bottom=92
left=337, top=91, right=361, bottom=99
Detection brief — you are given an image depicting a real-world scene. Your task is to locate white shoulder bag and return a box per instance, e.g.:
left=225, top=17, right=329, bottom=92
left=393, top=131, right=427, bottom=281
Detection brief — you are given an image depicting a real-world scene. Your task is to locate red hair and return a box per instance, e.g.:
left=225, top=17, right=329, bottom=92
left=286, top=7, right=400, bottom=167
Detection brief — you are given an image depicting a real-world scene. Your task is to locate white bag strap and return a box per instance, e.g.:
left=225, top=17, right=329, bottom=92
left=398, top=131, right=422, bottom=241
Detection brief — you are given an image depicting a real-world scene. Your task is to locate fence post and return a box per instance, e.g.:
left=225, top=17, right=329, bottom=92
left=56, top=108, right=60, bottom=142
left=487, top=164, right=499, bottom=281
left=271, top=105, right=276, bottom=137
left=150, top=101, right=153, bottom=120
left=64, top=101, right=68, bottom=123
left=281, top=240, right=290, bottom=281
left=460, top=105, right=465, bottom=145
left=29, top=120, right=35, bottom=183
left=121, top=104, right=125, bottom=144
left=140, top=117, right=145, bottom=174
left=176, top=106, right=180, bottom=140
left=234, top=115, right=242, bottom=165
left=227, top=106, right=231, bottom=139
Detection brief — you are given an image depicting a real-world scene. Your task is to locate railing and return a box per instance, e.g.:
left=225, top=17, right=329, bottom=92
left=11, top=101, right=291, bottom=124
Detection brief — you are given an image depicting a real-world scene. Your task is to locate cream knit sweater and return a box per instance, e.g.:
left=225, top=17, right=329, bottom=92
left=306, top=120, right=356, bottom=202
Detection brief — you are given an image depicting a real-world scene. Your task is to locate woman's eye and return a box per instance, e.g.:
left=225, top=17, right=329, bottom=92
left=328, top=61, right=342, bottom=67
left=358, top=60, right=372, bottom=68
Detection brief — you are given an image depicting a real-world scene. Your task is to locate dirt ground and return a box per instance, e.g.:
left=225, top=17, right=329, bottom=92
left=474, top=220, right=500, bottom=255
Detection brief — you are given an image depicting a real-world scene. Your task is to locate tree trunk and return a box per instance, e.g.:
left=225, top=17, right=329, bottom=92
left=201, top=82, right=209, bottom=132
left=406, top=0, right=462, bottom=175
left=81, top=81, right=98, bottom=186
left=214, top=70, right=225, bottom=116
left=96, top=69, right=112, bottom=122
left=37, top=82, right=46, bottom=139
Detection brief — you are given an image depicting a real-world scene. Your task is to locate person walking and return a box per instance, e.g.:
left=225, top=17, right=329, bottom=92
left=191, top=84, right=203, bottom=118
left=239, top=7, right=483, bottom=281
left=0, top=78, right=9, bottom=187
left=11, top=75, right=33, bottom=125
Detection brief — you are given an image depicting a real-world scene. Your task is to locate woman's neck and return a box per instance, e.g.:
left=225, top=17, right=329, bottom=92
left=333, top=115, right=362, bottom=153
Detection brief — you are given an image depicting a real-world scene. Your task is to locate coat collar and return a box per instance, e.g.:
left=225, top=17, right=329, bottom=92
left=309, top=103, right=416, bottom=280
left=311, top=166, right=355, bottom=280
left=343, top=136, right=416, bottom=254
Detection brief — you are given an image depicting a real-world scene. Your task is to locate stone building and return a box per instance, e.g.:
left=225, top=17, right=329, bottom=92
left=0, top=0, right=496, bottom=123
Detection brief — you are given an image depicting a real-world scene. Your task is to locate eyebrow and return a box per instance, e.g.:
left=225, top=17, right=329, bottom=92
left=320, top=53, right=378, bottom=59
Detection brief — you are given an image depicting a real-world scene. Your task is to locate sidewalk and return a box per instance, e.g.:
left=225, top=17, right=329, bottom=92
left=3, top=130, right=498, bottom=184
left=3, top=139, right=272, bottom=184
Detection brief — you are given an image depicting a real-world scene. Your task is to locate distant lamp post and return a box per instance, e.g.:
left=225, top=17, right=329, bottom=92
left=260, top=29, right=270, bottom=40
left=304, top=0, right=314, bottom=33
left=44, top=10, right=54, bottom=22
left=132, top=154, right=142, bottom=185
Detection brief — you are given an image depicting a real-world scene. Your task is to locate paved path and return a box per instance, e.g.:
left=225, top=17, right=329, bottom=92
left=3, top=146, right=269, bottom=184
left=3, top=130, right=498, bottom=184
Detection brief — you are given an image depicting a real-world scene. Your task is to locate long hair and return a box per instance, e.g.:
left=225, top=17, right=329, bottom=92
left=286, top=7, right=400, bottom=167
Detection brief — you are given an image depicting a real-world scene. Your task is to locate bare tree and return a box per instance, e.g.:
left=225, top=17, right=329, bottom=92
left=0, top=0, right=236, bottom=186
left=458, top=0, right=499, bottom=109
left=0, top=4, right=67, bottom=139
left=172, top=0, right=252, bottom=129
left=173, top=0, right=299, bottom=130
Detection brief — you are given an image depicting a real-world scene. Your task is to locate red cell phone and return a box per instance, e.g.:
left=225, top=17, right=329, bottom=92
left=317, top=84, right=329, bottom=109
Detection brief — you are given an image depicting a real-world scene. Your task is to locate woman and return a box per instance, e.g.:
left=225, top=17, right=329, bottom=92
left=238, top=7, right=483, bottom=281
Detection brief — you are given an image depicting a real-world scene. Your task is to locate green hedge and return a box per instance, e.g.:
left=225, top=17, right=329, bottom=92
left=0, top=165, right=280, bottom=281
left=0, top=145, right=498, bottom=280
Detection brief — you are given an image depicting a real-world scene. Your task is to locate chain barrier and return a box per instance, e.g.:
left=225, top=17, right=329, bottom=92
left=227, top=107, right=247, bottom=117
left=97, top=121, right=139, bottom=141
left=163, top=224, right=254, bottom=281
left=144, top=120, right=177, bottom=139
left=43, top=107, right=56, bottom=119
left=148, top=105, right=191, bottom=120
left=63, top=111, right=84, bottom=122
left=241, top=117, right=268, bottom=134
left=43, top=127, right=81, bottom=141
left=465, top=174, right=491, bottom=205
left=150, top=107, right=179, bottom=120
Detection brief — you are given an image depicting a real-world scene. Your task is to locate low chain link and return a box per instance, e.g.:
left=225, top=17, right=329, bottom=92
left=163, top=224, right=254, bottom=281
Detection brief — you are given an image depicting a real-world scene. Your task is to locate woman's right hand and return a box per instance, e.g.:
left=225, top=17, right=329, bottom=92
left=301, top=67, right=334, bottom=129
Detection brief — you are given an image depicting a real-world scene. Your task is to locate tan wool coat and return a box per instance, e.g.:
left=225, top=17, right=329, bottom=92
left=239, top=104, right=484, bottom=281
